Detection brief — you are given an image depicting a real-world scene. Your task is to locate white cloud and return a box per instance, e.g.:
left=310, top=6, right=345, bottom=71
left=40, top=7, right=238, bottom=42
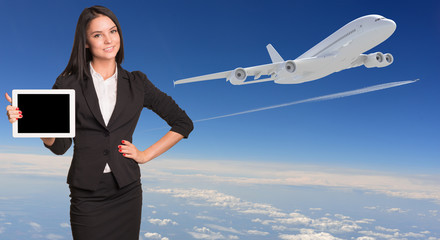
left=279, top=229, right=342, bottom=240
left=196, top=215, right=221, bottom=222
left=334, top=214, right=350, bottom=220
left=146, top=187, right=368, bottom=237
left=386, top=208, right=407, bottom=213
left=144, top=232, right=169, bottom=240
left=146, top=186, right=440, bottom=239
left=29, top=222, right=42, bottom=232
left=147, top=188, right=286, bottom=220
left=375, top=226, right=399, bottom=233
left=356, top=237, right=376, bottom=240
left=205, top=224, right=241, bottom=235
left=355, top=219, right=375, bottom=224
left=358, top=230, right=394, bottom=239
left=247, top=229, right=269, bottom=236
left=59, top=223, right=70, bottom=228
left=309, top=208, right=322, bottom=211
left=0, top=153, right=70, bottom=176
left=275, top=212, right=312, bottom=225
left=400, top=232, right=426, bottom=238
left=272, top=225, right=288, bottom=231
left=148, top=218, right=178, bottom=226
left=46, top=233, right=64, bottom=240
left=309, top=217, right=361, bottom=234
left=358, top=230, right=429, bottom=239
left=188, top=226, right=225, bottom=240
left=363, top=206, right=377, bottom=210
left=429, top=210, right=438, bottom=216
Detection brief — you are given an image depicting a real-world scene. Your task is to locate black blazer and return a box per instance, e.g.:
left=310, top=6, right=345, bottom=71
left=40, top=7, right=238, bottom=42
left=45, top=65, right=193, bottom=191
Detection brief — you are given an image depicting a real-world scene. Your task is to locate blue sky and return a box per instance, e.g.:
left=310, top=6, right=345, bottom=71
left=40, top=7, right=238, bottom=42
left=0, top=0, right=440, bottom=237
left=2, top=0, right=439, bottom=173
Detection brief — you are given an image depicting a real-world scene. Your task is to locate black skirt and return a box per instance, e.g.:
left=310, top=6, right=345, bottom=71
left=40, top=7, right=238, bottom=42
left=69, top=173, right=142, bottom=240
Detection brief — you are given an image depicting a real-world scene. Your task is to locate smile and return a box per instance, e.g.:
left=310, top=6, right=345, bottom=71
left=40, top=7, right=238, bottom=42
left=104, top=46, right=114, bottom=52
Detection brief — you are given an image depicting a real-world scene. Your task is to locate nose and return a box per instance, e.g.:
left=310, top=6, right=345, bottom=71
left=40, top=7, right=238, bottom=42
left=104, top=35, right=112, bottom=44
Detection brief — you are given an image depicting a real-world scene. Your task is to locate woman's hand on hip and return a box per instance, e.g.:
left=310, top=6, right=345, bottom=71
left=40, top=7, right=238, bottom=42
left=118, top=131, right=184, bottom=165
left=5, top=93, right=22, bottom=123
left=118, top=140, right=148, bottom=164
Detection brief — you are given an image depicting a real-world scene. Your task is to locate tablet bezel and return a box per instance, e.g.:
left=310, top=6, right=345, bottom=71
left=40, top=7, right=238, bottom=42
left=12, top=89, right=75, bottom=138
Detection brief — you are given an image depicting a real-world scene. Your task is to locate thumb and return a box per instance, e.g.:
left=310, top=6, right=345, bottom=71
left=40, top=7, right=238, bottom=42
left=5, top=93, right=12, bottom=104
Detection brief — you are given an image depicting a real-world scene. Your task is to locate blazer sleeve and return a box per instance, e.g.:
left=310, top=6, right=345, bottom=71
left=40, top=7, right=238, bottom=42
left=139, top=72, right=194, bottom=138
left=43, top=75, right=73, bottom=155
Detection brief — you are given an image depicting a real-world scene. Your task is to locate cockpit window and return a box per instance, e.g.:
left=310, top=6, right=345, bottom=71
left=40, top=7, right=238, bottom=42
left=375, top=17, right=385, bottom=22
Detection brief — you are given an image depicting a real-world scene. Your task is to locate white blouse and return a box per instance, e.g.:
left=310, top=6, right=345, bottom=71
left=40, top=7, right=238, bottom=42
left=90, top=62, right=117, bottom=173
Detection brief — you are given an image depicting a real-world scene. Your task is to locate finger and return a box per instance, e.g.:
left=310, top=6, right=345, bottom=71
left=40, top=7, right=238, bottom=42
left=8, top=113, right=23, bottom=119
left=118, top=146, right=127, bottom=154
left=8, top=113, right=22, bottom=123
left=6, top=112, right=21, bottom=118
left=5, top=93, right=12, bottom=104
left=118, top=145, right=133, bottom=154
left=122, top=152, right=134, bottom=159
left=118, top=144, right=130, bottom=151
left=6, top=105, right=19, bottom=111
left=121, top=140, right=131, bottom=146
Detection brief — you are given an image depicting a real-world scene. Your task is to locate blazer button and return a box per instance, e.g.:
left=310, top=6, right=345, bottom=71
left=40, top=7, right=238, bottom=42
left=103, top=150, right=110, bottom=155
left=104, top=132, right=110, bottom=137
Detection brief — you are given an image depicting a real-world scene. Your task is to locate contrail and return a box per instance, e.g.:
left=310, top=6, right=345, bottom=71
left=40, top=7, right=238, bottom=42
left=143, top=79, right=418, bottom=132
left=194, top=79, right=419, bottom=123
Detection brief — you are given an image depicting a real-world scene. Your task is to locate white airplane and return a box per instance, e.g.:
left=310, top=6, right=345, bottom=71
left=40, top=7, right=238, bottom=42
left=174, top=14, right=396, bottom=86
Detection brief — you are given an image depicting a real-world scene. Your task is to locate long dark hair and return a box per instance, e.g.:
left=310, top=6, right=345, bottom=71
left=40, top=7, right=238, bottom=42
left=61, top=6, right=124, bottom=80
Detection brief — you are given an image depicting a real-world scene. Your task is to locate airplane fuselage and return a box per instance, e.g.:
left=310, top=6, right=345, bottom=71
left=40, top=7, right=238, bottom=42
left=286, top=15, right=396, bottom=84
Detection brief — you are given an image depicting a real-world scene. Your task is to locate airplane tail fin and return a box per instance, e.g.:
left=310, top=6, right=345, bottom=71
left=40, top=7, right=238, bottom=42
left=266, top=44, right=284, bottom=63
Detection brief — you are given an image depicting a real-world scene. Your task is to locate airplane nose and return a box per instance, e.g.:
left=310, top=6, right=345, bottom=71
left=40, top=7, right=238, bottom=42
left=382, top=18, right=397, bottom=33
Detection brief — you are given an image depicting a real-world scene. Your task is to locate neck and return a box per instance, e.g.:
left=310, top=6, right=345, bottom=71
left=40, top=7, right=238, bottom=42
left=90, top=59, right=117, bottom=80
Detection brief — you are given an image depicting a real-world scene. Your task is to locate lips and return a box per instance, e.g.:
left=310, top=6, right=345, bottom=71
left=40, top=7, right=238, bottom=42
left=104, top=46, right=114, bottom=52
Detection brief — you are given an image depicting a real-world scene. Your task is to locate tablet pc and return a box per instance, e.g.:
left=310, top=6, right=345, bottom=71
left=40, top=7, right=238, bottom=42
left=12, top=89, right=75, bottom=138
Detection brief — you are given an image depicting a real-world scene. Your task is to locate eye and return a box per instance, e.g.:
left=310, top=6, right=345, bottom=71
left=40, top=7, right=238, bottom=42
left=111, top=29, right=118, bottom=34
left=93, top=34, right=102, bottom=38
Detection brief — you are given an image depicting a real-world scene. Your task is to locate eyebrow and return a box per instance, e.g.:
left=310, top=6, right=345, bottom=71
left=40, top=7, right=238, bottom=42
left=89, top=25, right=117, bottom=35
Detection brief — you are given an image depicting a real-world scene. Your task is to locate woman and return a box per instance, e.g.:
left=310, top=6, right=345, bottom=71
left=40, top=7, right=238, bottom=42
left=5, top=5, right=193, bottom=240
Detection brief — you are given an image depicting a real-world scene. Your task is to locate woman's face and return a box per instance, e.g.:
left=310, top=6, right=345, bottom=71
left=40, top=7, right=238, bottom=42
left=86, top=15, right=120, bottom=62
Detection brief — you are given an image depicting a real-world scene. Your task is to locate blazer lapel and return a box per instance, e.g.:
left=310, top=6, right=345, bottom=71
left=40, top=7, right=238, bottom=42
left=107, top=66, right=130, bottom=129
left=81, top=74, right=107, bottom=129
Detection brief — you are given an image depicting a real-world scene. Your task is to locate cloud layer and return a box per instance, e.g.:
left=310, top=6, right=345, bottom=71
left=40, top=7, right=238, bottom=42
left=145, top=187, right=437, bottom=239
left=1, top=153, right=439, bottom=204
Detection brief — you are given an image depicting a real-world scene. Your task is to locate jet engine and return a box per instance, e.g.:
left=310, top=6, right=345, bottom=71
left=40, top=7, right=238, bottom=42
left=364, top=52, right=393, bottom=68
left=384, top=53, right=394, bottom=65
left=277, top=60, right=296, bottom=75
left=227, top=68, right=247, bottom=85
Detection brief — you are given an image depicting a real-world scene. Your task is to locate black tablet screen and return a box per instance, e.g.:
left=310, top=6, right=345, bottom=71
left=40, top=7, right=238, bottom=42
left=17, top=94, right=70, bottom=133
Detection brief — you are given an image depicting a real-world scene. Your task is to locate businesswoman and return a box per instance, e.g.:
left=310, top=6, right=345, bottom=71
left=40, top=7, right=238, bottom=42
left=5, top=5, right=193, bottom=240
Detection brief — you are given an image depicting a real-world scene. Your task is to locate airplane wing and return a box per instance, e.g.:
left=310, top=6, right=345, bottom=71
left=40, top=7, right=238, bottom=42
left=174, top=63, right=279, bottom=86
left=173, top=70, right=232, bottom=85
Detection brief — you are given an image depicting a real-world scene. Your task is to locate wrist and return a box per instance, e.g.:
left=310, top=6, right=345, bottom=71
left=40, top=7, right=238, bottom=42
left=41, top=138, right=55, bottom=147
left=140, top=149, right=153, bottom=164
